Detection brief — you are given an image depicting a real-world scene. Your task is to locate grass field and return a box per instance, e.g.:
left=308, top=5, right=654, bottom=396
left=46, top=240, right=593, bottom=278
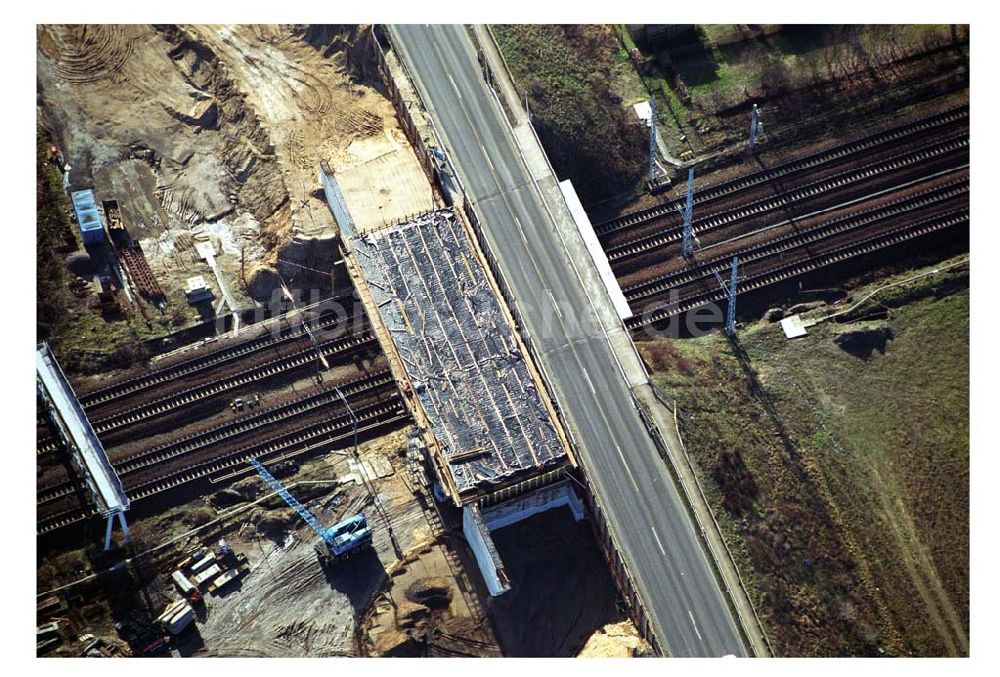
left=491, top=25, right=647, bottom=205
left=493, top=24, right=967, bottom=217
left=626, top=24, right=968, bottom=164
left=637, top=258, right=969, bottom=656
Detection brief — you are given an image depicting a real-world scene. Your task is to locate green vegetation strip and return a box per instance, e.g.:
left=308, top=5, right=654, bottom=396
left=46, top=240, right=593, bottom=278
left=636, top=259, right=968, bottom=656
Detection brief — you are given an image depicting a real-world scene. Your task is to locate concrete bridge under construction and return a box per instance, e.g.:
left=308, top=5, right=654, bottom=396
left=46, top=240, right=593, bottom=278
left=383, top=23, right=750, bottom=657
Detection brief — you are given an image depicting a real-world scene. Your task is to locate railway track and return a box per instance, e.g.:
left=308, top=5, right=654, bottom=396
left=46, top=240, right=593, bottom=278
left=596, top=104, right=969, bottom=238
left=624, top=176, right=970, bottom=303
left=37, top=398, right=409, bottom=535
left=77, top=298, right=365, bottom=410
left=37, top=328, right=378, bottom=456
left=626, top=208, right=968, bottom=330
left=607, top=135, right=969, bottom=263
left=37, top=370, right=397, bottom=506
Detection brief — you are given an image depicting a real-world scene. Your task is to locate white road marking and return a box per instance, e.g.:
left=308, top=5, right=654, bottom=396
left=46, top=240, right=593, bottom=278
left=412, top=30, right=741, bottom=651
left=548, top=290, right=563, bottom=320
left=481, top=144, right=497, bottom=175
left=513, top=216, right=528, bottom=246
left=651, top=527, right=666, bottom=556
left=688, top=610, right=703, bottom=641
left=615, top=444, right=640, bottom=492
left=448, top=72, right=463, bottom=101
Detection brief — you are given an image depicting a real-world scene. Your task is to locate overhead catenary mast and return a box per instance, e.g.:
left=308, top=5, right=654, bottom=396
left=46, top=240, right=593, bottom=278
left=648, top=94, right=658, bottom=183
left=749, top=104, right=763, bottom=152
left=726, top=256, right=739, bottom=335
left=681, top=168, right=695, bottom=259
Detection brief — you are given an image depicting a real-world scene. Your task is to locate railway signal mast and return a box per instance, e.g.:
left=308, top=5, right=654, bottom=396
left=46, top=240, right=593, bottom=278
left=280, top=279, right=330, bottom=371
left=726, top=256, right=739, bottom=335
left=749, top=104, right=763, bottom=152
left=681, top=168, right=695, bottom=259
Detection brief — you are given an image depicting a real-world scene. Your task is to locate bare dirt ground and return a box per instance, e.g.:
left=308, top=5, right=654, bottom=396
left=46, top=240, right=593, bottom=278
left=37, top=24, right=424, bottom=346
left=39, top=428, right=439, bottom=657
left=577, top=621, right=652, bottom=657
left=359, top=504, right=620, bottom=657
left=180, top=25, right=433, bottom=268
left=361, top=540, right=502, bottom=657
left=37, top=25, right=279, bottom=316
left=335, top=134, right=435, bottom=234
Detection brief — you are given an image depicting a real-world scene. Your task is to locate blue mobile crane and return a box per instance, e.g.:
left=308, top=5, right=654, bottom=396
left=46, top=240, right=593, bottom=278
left=249, top=459, right=373, bottom=564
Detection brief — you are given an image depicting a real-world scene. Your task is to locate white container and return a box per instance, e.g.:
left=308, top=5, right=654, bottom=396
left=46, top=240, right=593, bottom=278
left=209, top=568, right=240, bottom=593
left=172, top=570, right=196, bottom=596
left=192, top=563, right=222, bottom=587
left=156, top=600, right=194, bottom=635
left=189, top=552, right=216, bottom=574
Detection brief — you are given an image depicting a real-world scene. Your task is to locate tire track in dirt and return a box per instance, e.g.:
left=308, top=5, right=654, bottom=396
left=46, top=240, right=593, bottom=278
left=174, top=23, right=392, bottom=262
left=780, top=355, right=967, bottom=655
left=38, top=25, right=136, bottom=85
left=875, top=473, right=968, bottom=655
left=201, top=544, right=356, bottom=656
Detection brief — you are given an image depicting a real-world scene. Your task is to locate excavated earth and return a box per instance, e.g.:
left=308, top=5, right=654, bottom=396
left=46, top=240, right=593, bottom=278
left=36, top=24, right=408, bottom=307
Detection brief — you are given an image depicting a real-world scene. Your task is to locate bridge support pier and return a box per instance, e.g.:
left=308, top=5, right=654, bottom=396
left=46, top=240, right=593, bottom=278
left=103, top=510, right=131, bottom=551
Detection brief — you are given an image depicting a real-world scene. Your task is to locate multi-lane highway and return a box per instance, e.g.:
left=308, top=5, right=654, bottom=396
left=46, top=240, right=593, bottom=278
left=389, top=24, right=746, bottom=656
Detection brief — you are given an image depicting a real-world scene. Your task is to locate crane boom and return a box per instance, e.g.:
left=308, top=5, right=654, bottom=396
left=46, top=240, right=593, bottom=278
left=249, top=458, right=373, bottom=561
left=249, top=459, right=326, bottom=539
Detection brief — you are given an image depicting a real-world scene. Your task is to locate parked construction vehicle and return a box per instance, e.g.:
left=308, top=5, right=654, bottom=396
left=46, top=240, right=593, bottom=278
left=171, top=570, right=203, bottom=604
left=249, top=459, right=373, bottom=564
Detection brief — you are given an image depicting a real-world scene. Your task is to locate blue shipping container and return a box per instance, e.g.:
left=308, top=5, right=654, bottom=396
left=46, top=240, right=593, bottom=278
left=71, top=189, right=105, bottom=246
